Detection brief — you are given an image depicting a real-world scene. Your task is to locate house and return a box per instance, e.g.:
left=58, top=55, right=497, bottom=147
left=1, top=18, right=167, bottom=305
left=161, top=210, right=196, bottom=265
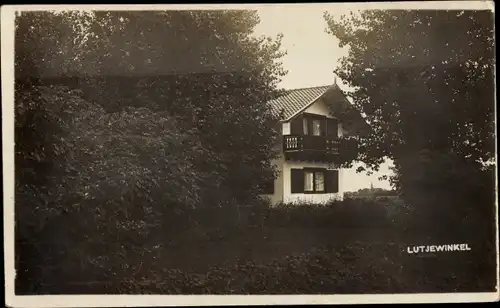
left=23, top=72, right=368, bottom=205
left=261, top=83, right=369, bottom=205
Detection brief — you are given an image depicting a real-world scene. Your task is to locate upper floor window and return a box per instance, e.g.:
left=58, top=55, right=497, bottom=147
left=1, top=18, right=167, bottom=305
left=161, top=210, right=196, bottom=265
left=312, top=119, right=322, bottom=136
left=292, top=114, right=331, bottom=136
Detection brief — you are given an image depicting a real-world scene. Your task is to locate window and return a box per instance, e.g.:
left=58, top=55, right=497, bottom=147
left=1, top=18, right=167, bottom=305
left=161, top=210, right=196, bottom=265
left=304, top=171, right=314, bottom=192
left=291, top=168, right=338, bottom=194
left=304, top=169, right=325, bottom=193
left=312, top=119, right=322, bottom=136
left=315, top=172, right=325, bottom=192
left=303, top=118, right=308, bottom=135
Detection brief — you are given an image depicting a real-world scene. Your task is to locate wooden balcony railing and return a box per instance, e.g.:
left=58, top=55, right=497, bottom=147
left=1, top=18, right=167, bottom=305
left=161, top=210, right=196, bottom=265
left=283, top=135, right=340, bottom=153
left=283, top=135, right=358, bottom=163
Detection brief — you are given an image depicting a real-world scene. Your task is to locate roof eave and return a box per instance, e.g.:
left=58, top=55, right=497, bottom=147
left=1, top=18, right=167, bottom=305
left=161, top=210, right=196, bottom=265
left=282, top=85, right=336, bottom=122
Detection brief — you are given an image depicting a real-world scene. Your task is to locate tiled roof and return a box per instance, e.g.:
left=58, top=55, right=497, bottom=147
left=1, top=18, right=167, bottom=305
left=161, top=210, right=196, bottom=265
left=268, top=85, right=332, bottom=120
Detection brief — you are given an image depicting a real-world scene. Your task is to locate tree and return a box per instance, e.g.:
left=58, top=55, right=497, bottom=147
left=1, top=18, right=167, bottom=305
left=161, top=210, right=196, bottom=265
left=324, top=10, right=495, bottom=237
left=14, top=10, right=287, bottom=293
left=16, top=10, right=287, bottom=207
left=15, top=11, right=95, bottom=80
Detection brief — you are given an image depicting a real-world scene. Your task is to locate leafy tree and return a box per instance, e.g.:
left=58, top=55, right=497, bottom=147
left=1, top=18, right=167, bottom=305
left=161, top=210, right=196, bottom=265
left=324, top=10, right=495, bottom=236
left=14, top=10, right=287, bottom=293
left=16, top=10, right=287, bottom=207
left=325, top=9, right=494, bottom=168
left=15, top=11, right=94, bottom=79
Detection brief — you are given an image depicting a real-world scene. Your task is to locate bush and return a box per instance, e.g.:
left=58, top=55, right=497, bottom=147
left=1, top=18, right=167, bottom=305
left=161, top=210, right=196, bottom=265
left=56, top=240, right=496, bottom=294
left=256, top=197, right=411, bottom=230
left=345, top=188, right=399, bottom=198
left=14, top=84, right=284, bottom=294
left=395, top=151, right=496, bottom=243
left=15, top=84, right=206, bottom=293
left=59, top=244, right=406, bottom=294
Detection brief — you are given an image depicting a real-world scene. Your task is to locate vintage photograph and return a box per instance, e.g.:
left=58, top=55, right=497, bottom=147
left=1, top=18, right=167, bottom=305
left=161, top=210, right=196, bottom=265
left=2, top=2, right=498, bottom=306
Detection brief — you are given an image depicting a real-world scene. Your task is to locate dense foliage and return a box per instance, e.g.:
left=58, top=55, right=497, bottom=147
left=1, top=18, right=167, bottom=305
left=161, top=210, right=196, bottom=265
left=324, top=10, right=496, bottom=238
left=16, top=10, right=287, bottom=206
left=15, top=84, right=205, bottom=290
left=116, top=240, right=495, bottom=294
left=15, top=10, right=286, bottom=293
left=258, top=197, right=400, bottom=229
left=324, top=10, right=495, bottom=168
left=17, top=190, right=495, bottom=294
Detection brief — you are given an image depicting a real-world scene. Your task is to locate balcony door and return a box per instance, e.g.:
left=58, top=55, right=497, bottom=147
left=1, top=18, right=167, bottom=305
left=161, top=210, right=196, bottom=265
left=292, top=114, right=325, bottom=136
left=291, top=113, right=338, bottom=137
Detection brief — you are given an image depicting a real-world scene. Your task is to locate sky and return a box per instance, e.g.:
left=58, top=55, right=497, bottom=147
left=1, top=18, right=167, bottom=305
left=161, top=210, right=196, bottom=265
left=254, top=6, right=349, bottom=90
left=254, top=6, right=395, bottom=191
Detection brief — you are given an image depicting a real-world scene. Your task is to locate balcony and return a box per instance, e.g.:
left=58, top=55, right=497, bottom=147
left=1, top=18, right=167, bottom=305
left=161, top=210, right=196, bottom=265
left=283, top=135, right=357, bottom=163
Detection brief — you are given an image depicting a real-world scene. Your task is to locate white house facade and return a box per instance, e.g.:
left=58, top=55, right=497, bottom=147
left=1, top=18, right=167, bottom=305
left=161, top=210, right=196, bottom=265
left=261, top=83, right=368, bottom=205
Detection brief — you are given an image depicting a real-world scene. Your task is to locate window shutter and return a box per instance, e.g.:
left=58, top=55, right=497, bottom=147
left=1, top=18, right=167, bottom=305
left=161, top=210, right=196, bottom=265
left=308, top=117, right=313, bottom=136
left=269, top=180, right=275, bottom=194
left=260, top=178, right=274, bottom=194
left=321, top=117, right=327, bottom=136
left=291, top=169, right=304, bottom=194
left=327, top=118, right=339, bottom=137
left=290, top=115, right=303, bottom=135
left=325, top=170, right=339, bottom=193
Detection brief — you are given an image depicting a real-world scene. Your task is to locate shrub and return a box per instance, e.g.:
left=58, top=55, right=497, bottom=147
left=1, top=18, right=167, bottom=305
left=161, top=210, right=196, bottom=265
left=345, top=188, right=399, bottom=198
left=15, top=84, right=205, bottom=293
left=71, top=244, right=406, bottom=294
left=395, top=151, right=496, bottom=243
left=66, top=241, right=496, bottom=294
left=258, top=197, right=411, bottom=230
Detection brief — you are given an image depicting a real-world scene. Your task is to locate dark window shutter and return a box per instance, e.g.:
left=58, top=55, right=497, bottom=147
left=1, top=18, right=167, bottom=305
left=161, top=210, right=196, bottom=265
left=291, top=169, right=304, bottom=194
left=327, top=118, right=339, bottom=137
left=259, top=178, right=274, bottom=194
left=290, top=115, right=303, bottom=135
left=325, top=170, right=339, bottom=193
left=302, top=116, right=311, bottom=136
left=308, top=117, right=313, bottom=136
left=268, top=180, right=275, bottom=194
left=320, top=117, right=327, bottom=136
